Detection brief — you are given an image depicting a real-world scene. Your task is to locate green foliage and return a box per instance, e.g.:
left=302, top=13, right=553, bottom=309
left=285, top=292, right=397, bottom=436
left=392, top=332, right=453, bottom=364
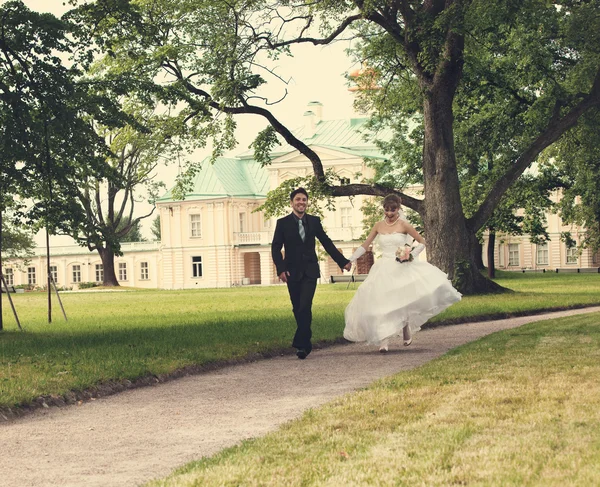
left=451, top=260, right=472, bottom=293
left=0, top=209, right=35, bottom=265
left=0, top=0, right=127, bottom=241
left=257, top=169, right=341, bottom=219
left=346, top=0, right=600, bottom=266
left=358, top=197, right=383, bottom=239
left=78, top=282, right=98, bottom=289
left=542, top=108, right=600, bottom=252
left=70, top=101, right=185, bottom=259
left=250, top=126, right=279, bottom=167
left=68, top=0, right=279, bottom=168
left=117, top=219, right=146, bottom=243
left=151, top=215, right=161, bottom=241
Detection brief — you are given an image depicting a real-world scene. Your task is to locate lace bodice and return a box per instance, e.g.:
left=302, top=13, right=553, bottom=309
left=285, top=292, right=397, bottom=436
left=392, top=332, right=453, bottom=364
left=377, top=232, right=410, bottom=259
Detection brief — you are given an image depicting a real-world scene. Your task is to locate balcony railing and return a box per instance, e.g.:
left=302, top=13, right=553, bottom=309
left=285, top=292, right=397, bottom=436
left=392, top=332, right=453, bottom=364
left=233, top=227, right=365, bottom=246
left=326, top=226, right=364, bottom=241
left=32, top=241, right=161, bottom=257
left=233, top=231, right=272, bottom=246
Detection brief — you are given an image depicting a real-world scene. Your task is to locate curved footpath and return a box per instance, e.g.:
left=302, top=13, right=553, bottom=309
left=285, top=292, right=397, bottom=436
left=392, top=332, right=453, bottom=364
left=2, top=306, right=600, bottom=487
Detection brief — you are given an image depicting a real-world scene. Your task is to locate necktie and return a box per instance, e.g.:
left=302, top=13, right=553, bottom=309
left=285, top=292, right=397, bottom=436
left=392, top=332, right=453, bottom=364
left=298, top=219, right=306, bottom=242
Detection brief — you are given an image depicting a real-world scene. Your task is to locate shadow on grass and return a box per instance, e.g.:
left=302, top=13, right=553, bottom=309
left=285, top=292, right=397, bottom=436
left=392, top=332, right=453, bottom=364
left=0, top=314, right=349, bottom=422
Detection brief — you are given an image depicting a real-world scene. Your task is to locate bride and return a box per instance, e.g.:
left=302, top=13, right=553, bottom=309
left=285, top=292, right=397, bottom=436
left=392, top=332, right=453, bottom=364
left=344, top=194, right=462, bottom=352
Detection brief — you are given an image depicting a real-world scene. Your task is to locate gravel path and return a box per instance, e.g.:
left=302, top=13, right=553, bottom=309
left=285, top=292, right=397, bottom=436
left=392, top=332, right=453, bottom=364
left=2, top=307, right=599, bottom=487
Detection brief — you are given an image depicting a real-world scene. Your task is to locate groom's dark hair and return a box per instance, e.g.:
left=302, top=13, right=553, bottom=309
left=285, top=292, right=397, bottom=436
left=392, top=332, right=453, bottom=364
left=290, top=187, right=309, bottom=200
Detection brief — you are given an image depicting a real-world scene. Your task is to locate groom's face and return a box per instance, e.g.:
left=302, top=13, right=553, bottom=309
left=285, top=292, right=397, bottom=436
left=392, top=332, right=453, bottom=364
left=291, top=193, right=308, bottom=216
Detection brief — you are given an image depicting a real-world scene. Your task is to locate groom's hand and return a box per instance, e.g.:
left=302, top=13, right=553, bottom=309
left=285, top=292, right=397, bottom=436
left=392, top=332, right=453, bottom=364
left=279, top=271, right=290, bottom=283
left=344, top=262, right=352, bottom=271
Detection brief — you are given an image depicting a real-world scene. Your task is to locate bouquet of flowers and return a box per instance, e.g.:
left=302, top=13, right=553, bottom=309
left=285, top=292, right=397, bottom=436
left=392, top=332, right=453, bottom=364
left=395, top=246, right=414, bottom=263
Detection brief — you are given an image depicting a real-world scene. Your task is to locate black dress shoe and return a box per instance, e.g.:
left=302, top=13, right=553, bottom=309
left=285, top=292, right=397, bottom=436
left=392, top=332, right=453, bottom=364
left=296, top=349, right=307, bottom=359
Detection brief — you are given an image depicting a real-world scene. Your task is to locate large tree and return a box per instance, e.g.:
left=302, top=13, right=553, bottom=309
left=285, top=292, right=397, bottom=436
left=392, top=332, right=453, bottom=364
left=72, top=104, right=187, bottom=286
left=70, top=0, right=600, bottom=294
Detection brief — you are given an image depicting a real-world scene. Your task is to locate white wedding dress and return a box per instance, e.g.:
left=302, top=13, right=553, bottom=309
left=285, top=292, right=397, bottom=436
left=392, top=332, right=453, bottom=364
left=344, top=233, right=462, bottom=345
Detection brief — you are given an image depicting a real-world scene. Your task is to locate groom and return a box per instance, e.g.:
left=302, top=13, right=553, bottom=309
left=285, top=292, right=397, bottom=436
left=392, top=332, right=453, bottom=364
left=271, top=187, right=352, bottom=359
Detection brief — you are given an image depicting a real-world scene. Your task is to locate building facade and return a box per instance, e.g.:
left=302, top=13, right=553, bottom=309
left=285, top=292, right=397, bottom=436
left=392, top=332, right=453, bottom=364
left=2, top=241, right=162, bottom=290
left=482, top=191, right=599, bottom=271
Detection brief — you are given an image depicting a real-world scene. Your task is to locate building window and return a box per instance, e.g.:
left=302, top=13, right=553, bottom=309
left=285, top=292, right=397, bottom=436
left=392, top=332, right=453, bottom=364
left=566, top=246, right=578, bottom=265
left=340, top=177, right=350, bottom=185
left=536, top=243, right=548, bottom=266
left=72, top=265, right=81, bottom=283
left=498, top=244, right=505, bottom=267
left=508, top=244, right=520, bottom=266
left=263, top=217, right=271, bottom=229
left=28, top=267, right=36, bottom=285
left=4, top=268, right=14, bottom=286
left=192, top=256, right=203, bottom=278
left=118, top=262, right=127, bottom=281
left=140, top=262, right=149, bottom=280
left=340, top=207, right=353, bottom=228
left=190, top=214, right=202, bottom=237
left=48, top=265, right=58, bottom=284
left=95, top=264, right=104, bottom=283
left=593, top=252, right=598, bottom=265
left=239, top=212, right=246, bottom=233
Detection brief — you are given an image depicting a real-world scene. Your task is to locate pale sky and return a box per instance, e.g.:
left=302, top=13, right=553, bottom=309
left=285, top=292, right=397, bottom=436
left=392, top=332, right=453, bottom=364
left=9, top=0, right=360, bottom=244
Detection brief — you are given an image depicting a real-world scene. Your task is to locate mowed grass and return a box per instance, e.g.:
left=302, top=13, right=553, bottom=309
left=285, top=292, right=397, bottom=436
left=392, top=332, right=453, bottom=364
left=148, top=311, right=600, bottom=487
left=1, top=271, right=600, bottom=409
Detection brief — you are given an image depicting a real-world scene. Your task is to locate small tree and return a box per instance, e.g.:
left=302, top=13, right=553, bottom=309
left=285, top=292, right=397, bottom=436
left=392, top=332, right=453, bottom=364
left=150, top=215, right=161, bottom=241
left=118, top=218, right=146, bottom=243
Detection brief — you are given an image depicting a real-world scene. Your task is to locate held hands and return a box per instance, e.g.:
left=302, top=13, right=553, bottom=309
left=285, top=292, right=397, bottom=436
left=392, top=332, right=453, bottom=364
left=344, top=262, right=352, bottom=271
left=348, top=246, right=366, bottom=263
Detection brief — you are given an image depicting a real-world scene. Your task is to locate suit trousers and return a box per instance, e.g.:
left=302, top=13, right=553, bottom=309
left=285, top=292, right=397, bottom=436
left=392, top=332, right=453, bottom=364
left=286, top=275, right=318, bottom=352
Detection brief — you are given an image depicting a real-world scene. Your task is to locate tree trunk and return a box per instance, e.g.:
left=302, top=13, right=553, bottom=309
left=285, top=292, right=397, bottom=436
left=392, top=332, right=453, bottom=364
left=421, top=89, right=504, bottom=295
left=474, top=239, right=485, bottom=270
left=0, top=209, right=3, bottom=330
left=97, top=245, right=120, bottom=286
left=487, top=231, right=496, bottom=279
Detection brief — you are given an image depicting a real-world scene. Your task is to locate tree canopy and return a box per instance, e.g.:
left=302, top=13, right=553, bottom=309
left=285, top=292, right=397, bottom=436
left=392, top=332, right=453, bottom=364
left=67, top=0, right=600, bottom=293
left=0, top=0, right=126, bottom=233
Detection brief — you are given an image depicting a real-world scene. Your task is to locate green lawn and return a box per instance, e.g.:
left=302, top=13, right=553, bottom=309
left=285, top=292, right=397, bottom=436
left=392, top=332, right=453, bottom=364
left=1, top=271, right=600, bottom=409
left=149, top=311, right=600, bottom=486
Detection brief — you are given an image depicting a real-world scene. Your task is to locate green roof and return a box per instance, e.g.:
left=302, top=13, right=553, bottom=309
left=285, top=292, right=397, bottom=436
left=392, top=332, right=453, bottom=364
left=159, top=115, right=393, bottom=202
left=157, top=157, right=269, bottom=203
left=238, top=117, right=393, bottom=160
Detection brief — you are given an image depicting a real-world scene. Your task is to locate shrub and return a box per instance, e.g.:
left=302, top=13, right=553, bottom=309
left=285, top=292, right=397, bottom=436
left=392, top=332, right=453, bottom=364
left=79, top=282, right=98, bottom=289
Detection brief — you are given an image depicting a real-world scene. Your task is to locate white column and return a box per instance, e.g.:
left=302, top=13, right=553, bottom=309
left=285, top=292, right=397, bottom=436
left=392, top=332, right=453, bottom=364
left=259, top=250, right=275, bottom=285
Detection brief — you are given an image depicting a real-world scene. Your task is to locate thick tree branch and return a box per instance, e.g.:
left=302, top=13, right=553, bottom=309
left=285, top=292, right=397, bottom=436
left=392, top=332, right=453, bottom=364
left=330, top=183, right=424, bottom=214
left=469, top=66, right=600, bottom=232
left=255, top=14, right=363, bottom=48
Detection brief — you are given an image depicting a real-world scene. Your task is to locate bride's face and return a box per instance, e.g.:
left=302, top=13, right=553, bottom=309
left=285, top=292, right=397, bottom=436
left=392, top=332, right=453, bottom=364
left=384, top=205, right=399, bottom=221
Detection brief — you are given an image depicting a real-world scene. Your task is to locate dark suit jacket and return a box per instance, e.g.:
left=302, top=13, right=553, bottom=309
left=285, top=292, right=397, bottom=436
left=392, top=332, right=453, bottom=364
left=271, top=213, right=350, bottom=281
